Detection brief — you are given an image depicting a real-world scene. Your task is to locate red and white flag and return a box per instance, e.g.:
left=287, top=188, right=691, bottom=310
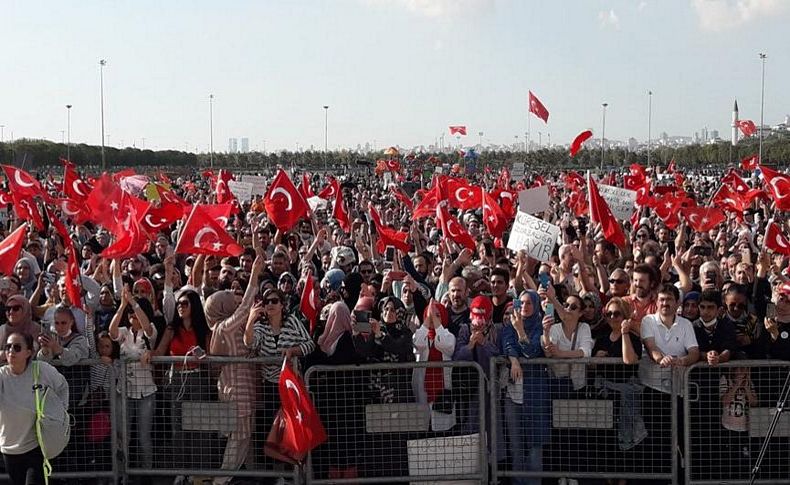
left=570, top=130, right=593, bottom=157
left=175, top=205, right=244, bottom=257
left=760, top=166, right=790, bottom=211
left=263, top=169, right=309, bottom=232
left=587, top=172, right=626, bottom=249
left=766, top=221, right=790, bottom=256
left=528, top=91, right=549, bottom=123
left=2, top=165, right=46, bottom=200
left=277, top=363, right=327, bottom=455
left=300, top=272, right=320, bottom=334
left=332, top=187, right=350, bottom=233
left=680, top=207, right=726, bottom=233
left=63, top=244, right=83, bottom=310
left=317, top=177, right=339, bottom=201
left=741, top=154, right=759, bottom=171
left=0, top=224, right=28, bottom=276
left=736, top=120, right=757, bottom=137
left=436, top=203, right=476, bottom=251
left=449, top=126, right=467, bottom=136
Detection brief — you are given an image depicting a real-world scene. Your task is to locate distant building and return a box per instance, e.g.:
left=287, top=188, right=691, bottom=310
left=228, top=138, right=238, bottom=153
left=240, top=137, right=249, bottom=153
left=710, top=129, right=720, bottom=140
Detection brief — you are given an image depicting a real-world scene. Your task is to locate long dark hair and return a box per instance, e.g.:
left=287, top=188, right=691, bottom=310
left=170, top=290, right=209, bottom=348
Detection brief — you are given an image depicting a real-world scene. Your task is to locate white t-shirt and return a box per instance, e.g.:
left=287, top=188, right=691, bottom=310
left=548, top=322, right=593, bottom=390
left=639, top=313, right=698, bottom=394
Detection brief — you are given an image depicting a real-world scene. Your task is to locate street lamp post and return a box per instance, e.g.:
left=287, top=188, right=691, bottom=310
left=209, top=94, right=215, bottom=168
left=0, top=125, right=4, bottom=143
left=323, top=105, right=329, bottom=172
left=478, top=131, right=483, bottom=148
left=647, top=91, right=652, bottom=166
left=66, top=105, right=72, bottom=161
left=759, top=53, right=767, bottom=164
left=600, top=103, right=608, bottom=172
left=99, top=59, right=107, bottom=171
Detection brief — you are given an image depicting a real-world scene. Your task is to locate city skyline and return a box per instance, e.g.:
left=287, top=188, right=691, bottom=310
left=0, top=0, right=788, bottom=153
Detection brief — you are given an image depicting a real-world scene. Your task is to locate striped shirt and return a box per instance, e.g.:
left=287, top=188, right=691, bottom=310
left=252, top=313, right=315, bottom=383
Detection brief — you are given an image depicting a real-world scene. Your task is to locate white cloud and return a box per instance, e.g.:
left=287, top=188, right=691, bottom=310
left=362, top=0, right=494, bottom=18
left=691, top=0, right=790, bottom=32
left=598, top=9, right=620, bottom=30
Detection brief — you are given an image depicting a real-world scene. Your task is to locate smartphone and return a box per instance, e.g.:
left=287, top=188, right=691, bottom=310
left=538, top=272, right=551, bottom=289
left=353, top=313, right=371, bottom=334
left=512, top=299, right=522, bottom=313
left=667, top=240, right=676, bottom=256
left=384, top=245, right=395, bottom=269
left=353, top=310, right=370, bottom=323
left=389, top=270, right=407, bottom=281
left=577, top=218, right=588, bottom=235
left=189, top=346, right=207, bottom=359
left=766, top=302, right=776, bottom=320
left=544, top=303, right=555, bottom=319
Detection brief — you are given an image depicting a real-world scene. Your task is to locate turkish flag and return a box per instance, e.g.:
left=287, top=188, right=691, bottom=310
left=412, top=184, right=442, bottom=219
left=532, top=175, right=546, bottom=187
left=711, top=184, right=747, bottom=213
left=0, top=224, right=28, bottom=276
left=570, top=130, right=593, bottom=157
left=200, top=203, right=237, bottom=228
left=490, top=188, right=517, bottom=219
left=10, top=192, right=45, bottom=231
left=101, top=195, right=152, bottom=259
left=85, top=174, right=126, bottom=234
left=741, top=154, right=759, bottom=170
left=45, top=207, right=72, bottom=253
left=389, top=185, right=414, bottom=210
left=385, top=159, right=402, bottom=174
left=736, top=120, right=757, bottom=137
left=482, top=193, right=508, bottom=238
left=264, top=169, right=309, bottom=232
left=766, top=221, right=790, bottom=256
left=2, top=165, right=46, bottom=200
left=175, top=205, right=244, bottom=257
left=63, top=164, right=92, bottom=202
left=624, top=174, right=646, bottom=192
left=437, top=202, right=476, bottom=251
left=564, top=171, right=586, bottom=192
left=680, top=207, right=726, bottom=233
left=138, top=201, right=184, bottom=235
left=368, top=203, right=410, bottom=254
left=278, top=363, right=327, bottom=455
left=528, top=91, right=549, bottom=123
left=666, top=159, right=677, bottom=173
left=332, top=187, right=350, bottom=233
left=0, top=191, right=12, bottom=205
left=156, top=185, right=193, bottom=218
left=216, top=170, right=235, bottom=204
left=63, top=244, right=83, bottom=310
left=587, top=173, right=626, bottom=249
left=317, top=177, right=339, bottom=201
left=759, top=166, right=790, bottom=211
left=568, top=189, right=588, bottom=217
left=449, top=126, right=467, bottom=136
left=300, top=272, right=319, bottom=334
left=722, top=170, right=751, bottom=195
left=445, top=178, right=482, bottom=210
left=496, top=168, right=511, bottom=190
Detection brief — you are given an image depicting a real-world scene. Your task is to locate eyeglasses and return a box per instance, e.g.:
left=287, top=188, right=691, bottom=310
left=4, top=343, right=23, bottom=353
left=176, top=300, right=190, bottom=308
left=605, top=311, right=623, bottom=318
left=5, top=305, right=22, bottom=313
left=264, top=298, right=281, bottom=305
left=609, top=278, right=628, bottom=285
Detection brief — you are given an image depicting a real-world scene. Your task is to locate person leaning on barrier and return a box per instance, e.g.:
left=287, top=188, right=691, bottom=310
left=641, top=284, right=700, bottom=369
left=412, top=300, right=455, bottom=407
left=692, top=290, right=736, bottom=366
left=0, top=331, right=69, bottom=485
left=760, top=282, right=790, bottom=360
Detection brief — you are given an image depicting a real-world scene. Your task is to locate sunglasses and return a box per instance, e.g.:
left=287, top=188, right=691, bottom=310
left=5, top=343, right=24, bottom=352
left=566, top=303, right=580, bottom=311
left=176, top=300, right=190, bottom=308
left=636, top=233, right=649, bottom=239
left=605, top=311, right=623, bottom=318
left=5, top=305, right=22, bottom=313
left=264, top=298, right=281, bottom=305
left=609, top=278, right=628, bottom=285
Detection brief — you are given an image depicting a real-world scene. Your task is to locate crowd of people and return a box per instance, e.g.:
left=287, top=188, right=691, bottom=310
left=0, top=159, right=789, bottom=485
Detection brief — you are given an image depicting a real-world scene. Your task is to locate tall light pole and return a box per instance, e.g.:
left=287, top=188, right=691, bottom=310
left=323, top=105, right=329, bottom=172
left=478, top=131, right=483, bottom=148
left=209, top=94, right=215, bottom=169
left=99, top=59, right=107, bottom=170
left=759, top=53, right=767, bottom=164
left=600, top=102, right=608, bottom=172
left=1, top=125, right=5, bottom=143
left=66, top=105, right=72, bottom=161
left=647, top=91, right=652, bottom=166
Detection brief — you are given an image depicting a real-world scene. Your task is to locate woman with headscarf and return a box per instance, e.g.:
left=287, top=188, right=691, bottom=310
left=14, top=257, right=39, bottom=299
left=501, top=290, right=551, bottom=485
left=412, top=300, right=456, bottom=430
left=205, top=245, right=264, bottom=485
left=0, top=295, right=42, bottom=364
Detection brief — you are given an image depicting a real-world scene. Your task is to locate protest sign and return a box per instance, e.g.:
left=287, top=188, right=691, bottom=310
left=240, top=175, right=268, bottom=196
left=512, top=162, right=525, bottom=175
left=307, top=196, right=328, bottom=212
left=228, top=181, right=254, bottom=201
left=517, top=185, right=550, bottom=215
left=597, top=184, right=637, bottom=221
left=507, top=211, right=561, bottom=262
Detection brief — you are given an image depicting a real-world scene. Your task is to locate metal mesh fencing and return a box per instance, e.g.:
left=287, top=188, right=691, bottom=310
left=491, top=357, right=678, bottom=483
left=122, top=355, right=299, bottom=482
left=304, top=361, right=488, bottom=484
left=684, top=360, right=790, bottom=485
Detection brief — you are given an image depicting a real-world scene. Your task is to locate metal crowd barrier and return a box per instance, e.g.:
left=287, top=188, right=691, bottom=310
left=684, top=360, right=790, bottom=485
left=303, top=361, right=488, bottom=484
left=490, top=357, right=680, bottom=484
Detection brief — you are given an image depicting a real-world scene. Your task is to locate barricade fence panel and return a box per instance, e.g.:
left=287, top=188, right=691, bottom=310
left=303, top=361, right=488, bottom=484
left=123, top=355, right=299, bottom=482
left=684, top=360, right=790, bottom=485
left=490, top=357, right=677, bottom=483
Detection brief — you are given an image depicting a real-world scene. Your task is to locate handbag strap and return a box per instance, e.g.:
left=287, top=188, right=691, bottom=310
left=32, top=362, right=53, bottom=485
left=570, top=328, right=579, bottom=351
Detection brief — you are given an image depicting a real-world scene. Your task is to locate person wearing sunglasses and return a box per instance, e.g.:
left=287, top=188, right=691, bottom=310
left=0, top=295, right=42, bottom=364
left=0, top=332, right=69, bottom=485
left=540, top=289, right=594, bottom=394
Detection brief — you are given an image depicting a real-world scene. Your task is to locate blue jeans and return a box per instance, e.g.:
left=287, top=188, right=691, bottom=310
left=504, top=398, right=543, bottom=485
left=128, top=393, right=155, bottom=469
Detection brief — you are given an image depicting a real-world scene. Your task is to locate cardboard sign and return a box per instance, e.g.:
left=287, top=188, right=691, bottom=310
left=227, top=181, right=254, bottom=201
left=506, top=211, right=561, bottom=262
left=597, top=184, right=637, bottom=221
left=517, top=185, right=550, bottom=215
left=240, top=174, right=268, bottom=196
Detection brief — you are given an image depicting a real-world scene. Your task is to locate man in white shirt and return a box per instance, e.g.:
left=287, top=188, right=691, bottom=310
left=642, top=284, right=700, bottom=368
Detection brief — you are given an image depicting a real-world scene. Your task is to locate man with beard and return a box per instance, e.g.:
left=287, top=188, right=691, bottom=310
left=624, top=264, right=659, bottom=334
left=445, top=277, right=470, bottom=338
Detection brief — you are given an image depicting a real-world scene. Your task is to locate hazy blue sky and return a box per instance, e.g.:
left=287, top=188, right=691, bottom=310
left=1, top=0, right=787, bottom=153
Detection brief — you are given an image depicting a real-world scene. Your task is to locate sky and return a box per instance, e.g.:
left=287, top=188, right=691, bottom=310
left=1, top=0, right=788, bottom=153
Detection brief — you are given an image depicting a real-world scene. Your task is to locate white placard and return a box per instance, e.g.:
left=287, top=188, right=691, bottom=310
left=517, top=185, right=550, bottom=215
left=307, top=196, right=328, bottom=212
left=597, top=184, right=637, bottom=221
left=512, top=162, right=525, bottom=175
left=240, top=175, right=268, bottom=196
left=506, top=211, right=561, bottom=262
left=227, top=181, right=254, bottom=201
left=407, top=433, right=479, bottom=485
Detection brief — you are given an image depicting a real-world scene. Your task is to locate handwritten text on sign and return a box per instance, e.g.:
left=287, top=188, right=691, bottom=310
left=597, top=184, right=637, bottom=221
left=507, top=211, right=561, bottom=262
left=227, top=181, right=254, bottom=201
